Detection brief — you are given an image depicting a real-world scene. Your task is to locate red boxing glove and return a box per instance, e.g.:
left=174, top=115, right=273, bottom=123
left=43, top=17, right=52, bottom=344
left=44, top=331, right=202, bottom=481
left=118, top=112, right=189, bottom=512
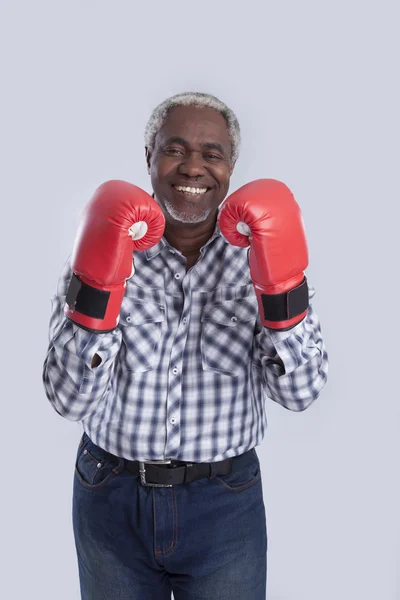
left=65, top=180, right=165, bottom=332
left=218, top=179, right=309, bottom=331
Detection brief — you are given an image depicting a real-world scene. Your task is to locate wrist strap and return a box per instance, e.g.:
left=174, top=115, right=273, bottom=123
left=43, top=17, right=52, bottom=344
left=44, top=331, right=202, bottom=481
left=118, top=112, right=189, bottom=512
left=66, top=273, right=110, bottom=320
left=260, top=277, right=309, bottom=323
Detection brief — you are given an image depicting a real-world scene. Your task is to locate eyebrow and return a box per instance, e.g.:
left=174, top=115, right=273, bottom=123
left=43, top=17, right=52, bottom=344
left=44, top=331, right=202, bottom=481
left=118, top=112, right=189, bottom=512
left=164, top=137, right=226, bottom=155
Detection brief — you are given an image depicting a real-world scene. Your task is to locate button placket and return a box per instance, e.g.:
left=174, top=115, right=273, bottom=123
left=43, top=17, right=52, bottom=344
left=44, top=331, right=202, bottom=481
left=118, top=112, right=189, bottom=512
left=164, top=278, right=192, bottom=457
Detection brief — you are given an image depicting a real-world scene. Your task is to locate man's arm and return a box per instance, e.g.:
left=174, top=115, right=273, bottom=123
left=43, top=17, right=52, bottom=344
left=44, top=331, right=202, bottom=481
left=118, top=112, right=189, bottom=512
left=43, top=180, right=165, bottom=421
left=254, top=286, right=328, bottom=411
left=42, top=259, right=123, bottom=421
left=218, top=179, right=328, bottom=408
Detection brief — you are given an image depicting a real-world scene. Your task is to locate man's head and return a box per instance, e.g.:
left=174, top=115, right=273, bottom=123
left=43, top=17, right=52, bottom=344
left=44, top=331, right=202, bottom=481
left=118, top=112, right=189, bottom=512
left=145, top=92, right=240, bottom=226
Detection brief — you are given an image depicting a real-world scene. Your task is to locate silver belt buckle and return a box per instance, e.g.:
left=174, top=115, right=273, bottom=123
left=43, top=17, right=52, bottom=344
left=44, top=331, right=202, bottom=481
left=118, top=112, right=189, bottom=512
left=139, top=459, right=173, bottom=487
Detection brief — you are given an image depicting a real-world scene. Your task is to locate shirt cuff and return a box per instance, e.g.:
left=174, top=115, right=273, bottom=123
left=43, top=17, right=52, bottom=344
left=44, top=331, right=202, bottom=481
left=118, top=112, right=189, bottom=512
left=265, top=317, right=307, bottom=342
left=69, top=323, right=121, bottom=370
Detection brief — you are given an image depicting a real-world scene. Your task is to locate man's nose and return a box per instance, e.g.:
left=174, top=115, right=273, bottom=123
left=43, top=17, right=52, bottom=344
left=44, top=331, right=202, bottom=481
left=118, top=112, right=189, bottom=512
left=178, top=151, right=205, bottom=177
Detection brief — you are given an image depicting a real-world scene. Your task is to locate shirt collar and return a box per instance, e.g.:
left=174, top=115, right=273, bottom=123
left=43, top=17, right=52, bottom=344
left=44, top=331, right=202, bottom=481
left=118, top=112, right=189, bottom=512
left=144, top=195, right=229, bottom=261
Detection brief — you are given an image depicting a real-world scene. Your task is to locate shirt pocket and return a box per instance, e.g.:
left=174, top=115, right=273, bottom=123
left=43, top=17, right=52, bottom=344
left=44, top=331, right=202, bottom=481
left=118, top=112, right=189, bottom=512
left=201, top=297, right=257, bottom=376
left=119, top=297, right=165, bottom=372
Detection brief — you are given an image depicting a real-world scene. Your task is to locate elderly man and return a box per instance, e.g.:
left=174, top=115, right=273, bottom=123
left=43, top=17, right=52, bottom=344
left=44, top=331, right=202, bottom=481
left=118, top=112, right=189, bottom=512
left=43, top=92, right=328, bottom=600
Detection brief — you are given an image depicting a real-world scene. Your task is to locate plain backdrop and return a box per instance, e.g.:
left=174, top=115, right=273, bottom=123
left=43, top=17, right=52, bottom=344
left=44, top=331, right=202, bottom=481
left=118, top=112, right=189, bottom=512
left=1, top=1, right=399, bottom=598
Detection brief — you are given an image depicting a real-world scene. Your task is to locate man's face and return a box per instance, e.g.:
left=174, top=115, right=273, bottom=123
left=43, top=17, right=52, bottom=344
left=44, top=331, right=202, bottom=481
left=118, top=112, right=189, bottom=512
left=146, top=105, right=235, bottom=225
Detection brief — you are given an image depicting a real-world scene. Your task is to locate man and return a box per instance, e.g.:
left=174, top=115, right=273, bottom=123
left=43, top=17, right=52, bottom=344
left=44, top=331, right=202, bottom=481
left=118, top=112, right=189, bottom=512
left=43, top=92, right=328, bottom=600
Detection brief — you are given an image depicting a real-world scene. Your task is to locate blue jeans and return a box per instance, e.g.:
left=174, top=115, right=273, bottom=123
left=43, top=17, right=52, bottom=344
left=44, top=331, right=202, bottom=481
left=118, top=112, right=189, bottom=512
left=72, top=432, right=267, bottom=599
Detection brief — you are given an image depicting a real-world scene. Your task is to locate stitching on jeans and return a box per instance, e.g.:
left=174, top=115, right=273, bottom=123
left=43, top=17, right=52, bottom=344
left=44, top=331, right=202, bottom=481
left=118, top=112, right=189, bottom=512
left=174, top=487, right=178, bottom=550
left=153, top=490, right=161, bottom=556
left=214, top=469, right=261, bottom=492
left=153, top=486, right=178, bottom=557
left=83, top=448, right=100, bottom=467
left=81, top=443, right=123, bottom=474
left=75, top=458, right=124, bottom=491
left=161, top=487, right=177, bottom=556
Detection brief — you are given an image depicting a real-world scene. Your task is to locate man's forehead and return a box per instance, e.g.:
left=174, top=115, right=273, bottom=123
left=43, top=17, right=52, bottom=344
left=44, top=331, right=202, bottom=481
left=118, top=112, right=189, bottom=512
left=158, top=105, right=231, bottom=147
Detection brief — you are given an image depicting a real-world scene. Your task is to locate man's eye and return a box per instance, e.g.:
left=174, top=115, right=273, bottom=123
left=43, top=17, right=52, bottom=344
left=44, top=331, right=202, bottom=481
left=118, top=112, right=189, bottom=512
left=205, top=154, right=222, bottom=161
left=165, top=148, right=183, bottom=156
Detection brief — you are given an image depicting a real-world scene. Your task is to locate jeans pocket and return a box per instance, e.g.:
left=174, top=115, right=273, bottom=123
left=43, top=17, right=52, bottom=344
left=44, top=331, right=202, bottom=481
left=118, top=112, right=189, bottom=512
left=215, top=448, right=261, bottom=492
left=75, top=433, right=124, bottom=490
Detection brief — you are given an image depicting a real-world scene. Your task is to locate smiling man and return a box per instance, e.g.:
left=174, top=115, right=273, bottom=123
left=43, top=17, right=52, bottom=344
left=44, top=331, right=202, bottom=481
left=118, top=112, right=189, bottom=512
left=43, top=92, right=328, bottom=600
left=145, top=101, right=237, bottom=268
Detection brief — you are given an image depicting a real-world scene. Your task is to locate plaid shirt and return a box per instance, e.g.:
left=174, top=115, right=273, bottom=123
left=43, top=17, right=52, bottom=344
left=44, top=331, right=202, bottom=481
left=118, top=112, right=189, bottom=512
left=42, top=225, right=328, bottom=463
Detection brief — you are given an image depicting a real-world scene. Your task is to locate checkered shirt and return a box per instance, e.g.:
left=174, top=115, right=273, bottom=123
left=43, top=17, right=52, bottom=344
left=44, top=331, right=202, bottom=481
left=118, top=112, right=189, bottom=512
left=42, top=225, right=328, bottom=462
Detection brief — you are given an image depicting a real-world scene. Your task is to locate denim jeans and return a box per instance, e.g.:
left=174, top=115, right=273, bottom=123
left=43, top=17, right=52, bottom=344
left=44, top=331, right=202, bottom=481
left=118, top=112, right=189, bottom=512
left=72, top=432, right=267, bottom=599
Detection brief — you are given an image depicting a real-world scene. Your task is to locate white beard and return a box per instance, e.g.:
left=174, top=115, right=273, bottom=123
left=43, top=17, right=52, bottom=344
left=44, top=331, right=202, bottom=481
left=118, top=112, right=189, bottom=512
left=161, top=196, right=212, bottom=224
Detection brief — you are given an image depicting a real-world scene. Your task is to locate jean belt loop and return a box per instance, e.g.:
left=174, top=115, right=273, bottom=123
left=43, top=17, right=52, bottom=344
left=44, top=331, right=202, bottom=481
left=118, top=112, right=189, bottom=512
left=209, top=461, right=219, bottom=480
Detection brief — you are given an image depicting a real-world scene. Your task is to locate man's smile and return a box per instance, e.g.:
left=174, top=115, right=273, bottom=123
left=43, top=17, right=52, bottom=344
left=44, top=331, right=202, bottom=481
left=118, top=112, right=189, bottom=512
left=172, top=184, right=211, bottom=196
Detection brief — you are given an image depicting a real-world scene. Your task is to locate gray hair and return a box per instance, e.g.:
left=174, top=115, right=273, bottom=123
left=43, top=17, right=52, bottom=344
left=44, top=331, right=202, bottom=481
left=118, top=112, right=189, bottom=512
left=144, top=92, right=241, bottom=163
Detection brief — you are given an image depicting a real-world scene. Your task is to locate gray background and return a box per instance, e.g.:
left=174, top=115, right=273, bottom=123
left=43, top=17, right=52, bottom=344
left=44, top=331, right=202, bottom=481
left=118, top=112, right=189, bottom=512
left=1, top=1, right=399, bottom=598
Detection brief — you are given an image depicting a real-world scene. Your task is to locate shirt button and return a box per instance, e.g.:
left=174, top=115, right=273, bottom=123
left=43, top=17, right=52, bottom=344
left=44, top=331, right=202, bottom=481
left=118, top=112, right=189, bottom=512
left=182, top=317, right=187, bottom=324
left=170, top=417, right=177, bottom=425
left=174, top=273, right=181, bottom=280
left=169, top=250, right=175, bottom=254
left=231, top=315, right=238, bottom=322
left=172, top=367, right=179, bottom=375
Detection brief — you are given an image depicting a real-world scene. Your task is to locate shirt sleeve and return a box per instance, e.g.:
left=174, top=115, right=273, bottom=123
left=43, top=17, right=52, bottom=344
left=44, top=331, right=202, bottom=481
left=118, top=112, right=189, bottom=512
left=42, top=258, right=123, bottom=421
left=253, top=285, right=329, bottom=411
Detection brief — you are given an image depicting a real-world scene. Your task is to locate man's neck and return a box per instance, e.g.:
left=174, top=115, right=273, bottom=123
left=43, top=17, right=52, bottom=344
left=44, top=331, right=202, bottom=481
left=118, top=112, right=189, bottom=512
left=163, top=216, right=217, bottom=258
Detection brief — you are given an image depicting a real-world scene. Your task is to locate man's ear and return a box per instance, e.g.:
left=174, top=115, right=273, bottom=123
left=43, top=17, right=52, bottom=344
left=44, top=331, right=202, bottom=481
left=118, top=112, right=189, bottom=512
left=145, top=147, right=151, bottom=174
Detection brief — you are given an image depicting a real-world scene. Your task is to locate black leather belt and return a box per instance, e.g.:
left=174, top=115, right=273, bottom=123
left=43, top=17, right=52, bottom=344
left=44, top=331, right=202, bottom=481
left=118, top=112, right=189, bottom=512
left=123, top=457, right=233, bottom=487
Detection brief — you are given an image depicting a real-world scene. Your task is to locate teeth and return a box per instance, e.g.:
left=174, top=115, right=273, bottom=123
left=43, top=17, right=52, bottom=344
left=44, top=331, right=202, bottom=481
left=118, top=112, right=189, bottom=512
left=175, top=186, right=208, bottom=195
